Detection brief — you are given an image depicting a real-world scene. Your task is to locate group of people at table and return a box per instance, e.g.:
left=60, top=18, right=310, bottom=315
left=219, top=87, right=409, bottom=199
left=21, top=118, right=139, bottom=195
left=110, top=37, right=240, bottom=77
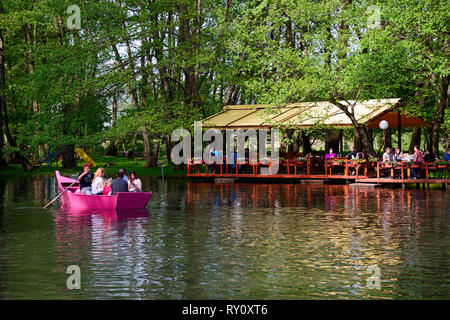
left=76, top=164, right=143, bottom=195
left=324, top=144, right=450, bottom=179
left=205, top=144, right=449, bottom=179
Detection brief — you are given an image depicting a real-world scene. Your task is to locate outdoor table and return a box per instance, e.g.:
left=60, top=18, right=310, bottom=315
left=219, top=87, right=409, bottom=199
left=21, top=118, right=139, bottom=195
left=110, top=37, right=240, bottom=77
left=325, top=158, right=348, bottom=176
left=295, top=160, right=307, bottom=175
left=284, top=159, right=297, bottom=174
left=377, top=162, right=396, bottom=180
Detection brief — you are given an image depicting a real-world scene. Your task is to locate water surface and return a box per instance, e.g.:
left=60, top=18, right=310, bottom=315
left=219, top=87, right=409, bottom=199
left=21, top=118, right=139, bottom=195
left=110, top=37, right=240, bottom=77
left=0, top=176, right=448, bottom=299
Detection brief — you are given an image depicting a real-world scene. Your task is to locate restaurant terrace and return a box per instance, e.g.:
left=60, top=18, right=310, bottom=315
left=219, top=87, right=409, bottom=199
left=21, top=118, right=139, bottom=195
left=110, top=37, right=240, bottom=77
left=188, top=99, right=449, bottom=188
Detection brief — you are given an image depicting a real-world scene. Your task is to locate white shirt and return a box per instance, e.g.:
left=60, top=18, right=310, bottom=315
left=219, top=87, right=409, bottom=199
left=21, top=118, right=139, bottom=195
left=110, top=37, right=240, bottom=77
left=92, top=177, right=104, bottom=194
left=128, top=179, right=142, bottom=192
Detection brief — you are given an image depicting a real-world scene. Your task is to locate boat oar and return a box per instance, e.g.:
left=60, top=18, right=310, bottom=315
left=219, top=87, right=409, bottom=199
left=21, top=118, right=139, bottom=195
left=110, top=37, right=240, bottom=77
left=43, top=180, right=78, bottom=209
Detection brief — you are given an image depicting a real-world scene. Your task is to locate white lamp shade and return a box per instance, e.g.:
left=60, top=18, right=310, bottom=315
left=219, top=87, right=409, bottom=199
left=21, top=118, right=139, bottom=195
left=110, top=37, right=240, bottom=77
left=379, top=120, right=389, bottom=130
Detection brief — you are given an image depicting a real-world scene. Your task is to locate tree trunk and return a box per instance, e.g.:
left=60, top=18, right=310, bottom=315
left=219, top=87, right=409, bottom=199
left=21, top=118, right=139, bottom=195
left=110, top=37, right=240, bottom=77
left=353, top=127, right=363, bottom=151
left=408, top=127, right=421, bottom=154
left=0, top=28, right=32, bottom=171
left=332, top=99, right=377, bottom=158
left=382, top=128, right=392, bottom=149
left=325, top=129, right=341, bottom=154
left=301, top=131, right=312, bottom=154
left=431, top=75, right=449, bottom=155
left=142, top=128, right=153, bottom=168
left=0, top=27, right=7, bottom=168
left=61, top=145, right=76, bottom=169
left=105, top=96, right=119, bottom=156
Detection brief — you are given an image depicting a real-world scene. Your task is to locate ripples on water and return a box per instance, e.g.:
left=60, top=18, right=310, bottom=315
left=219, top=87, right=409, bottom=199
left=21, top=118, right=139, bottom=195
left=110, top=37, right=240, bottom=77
left=0, top=176, right=448, bottom=299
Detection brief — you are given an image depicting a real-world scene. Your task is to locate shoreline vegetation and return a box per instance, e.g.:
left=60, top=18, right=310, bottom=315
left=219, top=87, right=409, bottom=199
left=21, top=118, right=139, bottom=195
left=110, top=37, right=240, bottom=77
left=0, top=155, right=187, bottom=178
left=0, top=154, right=445, bottom=190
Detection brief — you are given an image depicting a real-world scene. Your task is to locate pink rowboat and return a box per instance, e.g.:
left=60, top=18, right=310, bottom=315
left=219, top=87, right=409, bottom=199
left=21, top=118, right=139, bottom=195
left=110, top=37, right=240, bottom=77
left=55, top=171, right=152, bottom=210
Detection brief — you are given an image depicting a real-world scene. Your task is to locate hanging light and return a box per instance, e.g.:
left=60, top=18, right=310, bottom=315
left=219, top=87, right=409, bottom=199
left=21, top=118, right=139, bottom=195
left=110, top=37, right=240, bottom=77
left=379, top=120, right=389, bottom=130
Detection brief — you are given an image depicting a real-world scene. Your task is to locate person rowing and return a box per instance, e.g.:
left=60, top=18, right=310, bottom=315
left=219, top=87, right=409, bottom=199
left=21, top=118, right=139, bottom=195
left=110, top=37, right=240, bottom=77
left=77, top=163, right=94, bottom=195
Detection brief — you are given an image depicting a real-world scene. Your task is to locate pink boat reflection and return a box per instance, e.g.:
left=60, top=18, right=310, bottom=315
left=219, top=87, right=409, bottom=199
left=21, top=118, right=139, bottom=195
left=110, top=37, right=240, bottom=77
left=55, top=171, right=152, bottom=210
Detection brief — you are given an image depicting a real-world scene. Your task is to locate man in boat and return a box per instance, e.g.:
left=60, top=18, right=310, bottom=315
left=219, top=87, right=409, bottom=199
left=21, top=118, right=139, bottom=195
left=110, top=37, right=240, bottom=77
left=120, top=167, right=128, bottom=181
left=111, top=170, right=129, bottom=195
left=77, top=163, right=94, bottom=195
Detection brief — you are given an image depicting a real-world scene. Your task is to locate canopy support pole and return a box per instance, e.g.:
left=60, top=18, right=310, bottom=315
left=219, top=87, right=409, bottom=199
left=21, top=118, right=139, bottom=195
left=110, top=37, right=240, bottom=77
left=398, top=110, right=402, bottom=151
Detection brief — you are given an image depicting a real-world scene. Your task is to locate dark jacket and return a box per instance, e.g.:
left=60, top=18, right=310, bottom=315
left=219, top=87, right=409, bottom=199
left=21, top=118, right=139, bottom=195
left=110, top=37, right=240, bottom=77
left=346, top=150, right=358, bottom=160
left=77, top=171, right=94, bottom=189
left=111, top=178, right=128, bottom=195
left=424, top=152, right=435, bottom=163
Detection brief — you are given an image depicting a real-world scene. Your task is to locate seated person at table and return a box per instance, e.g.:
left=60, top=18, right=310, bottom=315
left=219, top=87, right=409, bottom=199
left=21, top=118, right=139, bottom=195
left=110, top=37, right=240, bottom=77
left=382, top=147, right=392, bottom=162
left=230, top=150, right=242, bottom=173
left=393, top=148, right=403, bottom=162
left=424, top=149, right=435, bottom=163
left=444, top=148, right=450, bottom=161
left=209, top=147, right=222, bottom=173
left=128, top=171, right=142, bottom=192
left=402, top=151, right=413, bottom=161
left=111, top=170, right=129, bottom=195
left=77, top=163, right=94, bottom=195
left=411, top=145, right=424, bottom=179
left=346, top=146, right=358, bottom=160
left=325, top=148, right=337, bottom=161
left=392, top=148, right=403, bottom=178
left=346, top=146, right=359, bottom=175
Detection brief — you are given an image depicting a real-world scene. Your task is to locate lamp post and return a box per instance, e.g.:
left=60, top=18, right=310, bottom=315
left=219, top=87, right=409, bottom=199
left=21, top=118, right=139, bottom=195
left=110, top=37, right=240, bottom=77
left=379, top=120, right=390, bottom=152
left=379, top=120, right=389, bottom=130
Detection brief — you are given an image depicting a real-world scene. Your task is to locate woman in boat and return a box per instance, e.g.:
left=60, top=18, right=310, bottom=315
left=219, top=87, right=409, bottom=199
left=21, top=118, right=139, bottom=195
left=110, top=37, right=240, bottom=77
left=128, top=171, right=142, bottom=192
left=91, top=167, right=105, bottom=195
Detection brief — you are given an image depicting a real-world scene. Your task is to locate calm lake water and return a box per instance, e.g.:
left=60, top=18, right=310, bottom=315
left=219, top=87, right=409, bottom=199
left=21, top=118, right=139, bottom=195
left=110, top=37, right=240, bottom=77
left=0, top=176, right=448, bottom=299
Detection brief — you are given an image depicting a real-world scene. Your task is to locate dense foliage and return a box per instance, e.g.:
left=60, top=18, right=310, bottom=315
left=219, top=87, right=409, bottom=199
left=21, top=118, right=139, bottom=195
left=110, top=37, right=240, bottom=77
left=0, top=0, right=448, bottom=170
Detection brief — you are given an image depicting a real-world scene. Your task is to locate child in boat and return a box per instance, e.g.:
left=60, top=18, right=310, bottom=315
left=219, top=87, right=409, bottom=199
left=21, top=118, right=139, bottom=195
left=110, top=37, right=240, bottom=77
left=103, top=178, right=112, bottom=195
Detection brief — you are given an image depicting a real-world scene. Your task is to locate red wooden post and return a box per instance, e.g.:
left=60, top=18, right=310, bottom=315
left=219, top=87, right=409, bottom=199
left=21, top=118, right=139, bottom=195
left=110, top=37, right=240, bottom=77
left=356, top=162, right=359, bottom=179
left=401, top=162, right=404, bottom=182
left=377, top=162, right=380, bottom=182
left=307, top=157, right=310, bottom=176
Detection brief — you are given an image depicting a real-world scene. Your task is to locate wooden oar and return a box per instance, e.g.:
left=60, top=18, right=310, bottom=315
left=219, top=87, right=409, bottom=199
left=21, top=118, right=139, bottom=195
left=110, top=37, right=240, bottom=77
left=43, top=180, right=78, bottom=209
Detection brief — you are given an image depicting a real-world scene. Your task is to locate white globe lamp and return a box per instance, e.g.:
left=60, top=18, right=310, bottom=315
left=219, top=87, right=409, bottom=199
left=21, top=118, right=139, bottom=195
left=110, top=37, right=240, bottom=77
left=379, top=120, right=389, bottom=130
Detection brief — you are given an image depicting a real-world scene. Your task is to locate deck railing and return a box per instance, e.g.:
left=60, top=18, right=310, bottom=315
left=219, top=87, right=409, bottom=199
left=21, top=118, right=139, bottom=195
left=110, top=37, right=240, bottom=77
left=187, top=156, right=450, bottom=183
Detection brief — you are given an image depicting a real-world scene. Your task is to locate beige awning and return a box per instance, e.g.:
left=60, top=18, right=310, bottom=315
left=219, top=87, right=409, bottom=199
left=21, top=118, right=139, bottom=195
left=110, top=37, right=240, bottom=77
left=201, top=98, right=430, bottom=129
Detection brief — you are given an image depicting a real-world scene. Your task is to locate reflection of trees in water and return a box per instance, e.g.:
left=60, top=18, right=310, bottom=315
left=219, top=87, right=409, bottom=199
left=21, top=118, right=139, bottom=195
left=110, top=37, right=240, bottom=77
left=53, top=209, right=152, bottom=299
left=185, top=182, right=448, bottom=298
left=1, top=177, right=446, bottom=299
left=0, top=181, right=6, bottom=298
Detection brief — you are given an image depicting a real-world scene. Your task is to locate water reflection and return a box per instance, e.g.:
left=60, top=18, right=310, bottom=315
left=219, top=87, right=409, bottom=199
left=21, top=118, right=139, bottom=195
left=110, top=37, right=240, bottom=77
left=0, top=176, right=448, bottom=299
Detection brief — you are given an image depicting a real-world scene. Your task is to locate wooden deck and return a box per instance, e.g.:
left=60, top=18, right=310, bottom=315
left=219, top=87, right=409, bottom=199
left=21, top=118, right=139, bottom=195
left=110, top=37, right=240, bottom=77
left=187, top=158, right=449, bottom=188
left=187, top=173, right=358, bottom=180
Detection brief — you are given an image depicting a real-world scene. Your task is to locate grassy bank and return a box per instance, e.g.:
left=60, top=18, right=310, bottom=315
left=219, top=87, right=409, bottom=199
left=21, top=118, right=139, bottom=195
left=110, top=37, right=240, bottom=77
left=0, top=155, right=187, bottom=178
